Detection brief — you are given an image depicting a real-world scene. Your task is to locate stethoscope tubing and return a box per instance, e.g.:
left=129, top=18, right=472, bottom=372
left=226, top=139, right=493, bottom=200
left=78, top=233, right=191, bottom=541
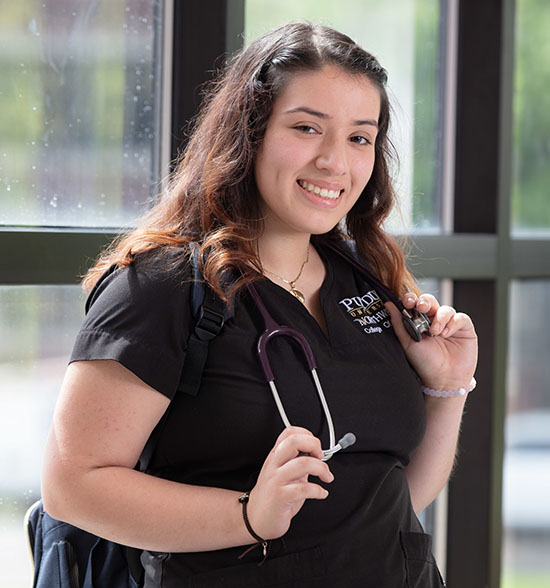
left=247, top=282, right=347, bottom=460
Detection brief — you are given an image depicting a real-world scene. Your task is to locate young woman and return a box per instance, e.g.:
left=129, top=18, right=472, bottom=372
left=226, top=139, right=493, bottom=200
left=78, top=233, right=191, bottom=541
left=42, top=22, right=478, bottom=587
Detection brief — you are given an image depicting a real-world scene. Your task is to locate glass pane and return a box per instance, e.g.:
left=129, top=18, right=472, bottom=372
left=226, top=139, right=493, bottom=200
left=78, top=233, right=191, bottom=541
left=502, top=280, right=550, bottom=588
left=0, top=286, right=84, bottom=588
left=0, top=0, right=164, bottom=228
left=244, top=0, right=443, bottom=233
left=511, top=0, right=550, bottom=235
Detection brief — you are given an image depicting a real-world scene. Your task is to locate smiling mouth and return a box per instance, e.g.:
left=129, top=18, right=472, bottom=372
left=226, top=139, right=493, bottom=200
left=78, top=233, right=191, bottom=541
left=298, top=180, right=342, bottom=200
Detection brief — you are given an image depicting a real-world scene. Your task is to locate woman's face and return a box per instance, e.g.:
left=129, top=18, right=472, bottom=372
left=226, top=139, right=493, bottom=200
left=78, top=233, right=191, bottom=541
left=254, top=64, right=381, bottom=238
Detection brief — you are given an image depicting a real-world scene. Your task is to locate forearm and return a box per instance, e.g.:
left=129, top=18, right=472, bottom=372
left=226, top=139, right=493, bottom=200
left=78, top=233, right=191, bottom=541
left=43, top=460, right=253, bottom=553
left=405, top=394, right=467, bottom=513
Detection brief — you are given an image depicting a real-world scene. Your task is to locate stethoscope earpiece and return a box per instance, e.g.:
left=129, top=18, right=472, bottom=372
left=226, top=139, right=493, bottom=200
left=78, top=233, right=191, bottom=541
left=322, top=432, right=357, bottom=461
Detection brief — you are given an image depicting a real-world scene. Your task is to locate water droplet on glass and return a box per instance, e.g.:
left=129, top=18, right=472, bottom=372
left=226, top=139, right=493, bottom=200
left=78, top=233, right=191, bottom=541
left=32, top=106, right=37, bottom=111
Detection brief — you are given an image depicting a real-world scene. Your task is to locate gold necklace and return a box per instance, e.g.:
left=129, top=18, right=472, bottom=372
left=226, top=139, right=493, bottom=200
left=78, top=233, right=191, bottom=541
left=264, top=245, right=310, bottom=304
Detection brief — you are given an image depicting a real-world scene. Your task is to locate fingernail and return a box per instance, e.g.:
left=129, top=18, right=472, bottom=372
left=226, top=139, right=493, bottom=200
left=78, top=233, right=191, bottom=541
left=442, top=327, right=450, bottom=337
left=405, top=295, right=416, bottom=305
left=431, top=321, right=440, bottom=334
left=323, top=489, right=330, bottom=497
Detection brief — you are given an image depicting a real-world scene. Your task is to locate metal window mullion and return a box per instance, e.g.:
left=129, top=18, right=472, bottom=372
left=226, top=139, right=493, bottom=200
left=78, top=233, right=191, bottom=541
left=491, top=1, right=517, bottom=586
left=440, top=0, right=460, bottom=235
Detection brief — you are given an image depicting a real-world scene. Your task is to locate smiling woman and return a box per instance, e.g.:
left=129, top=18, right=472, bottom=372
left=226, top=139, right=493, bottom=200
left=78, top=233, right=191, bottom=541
left=254, top=66, right=380, bottom=239
left=41, top=22, right=477, bottom=588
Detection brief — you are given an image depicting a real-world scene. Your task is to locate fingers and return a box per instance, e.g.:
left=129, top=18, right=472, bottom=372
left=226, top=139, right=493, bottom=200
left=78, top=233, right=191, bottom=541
left=271, top=427, right=325, bottom=463
left=402, top=292, right=439, bottom=316
left=280, top=480, right=330, bottom=502
left=269, top=427, right=333, bottom=481
left=401, top=292, right=475, bottom=339
left=429, top=305, right=456, bottom=336
left=278, top=454, right=335, bottom=484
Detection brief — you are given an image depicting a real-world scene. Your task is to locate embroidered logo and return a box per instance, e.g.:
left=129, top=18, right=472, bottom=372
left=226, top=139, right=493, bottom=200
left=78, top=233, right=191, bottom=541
left=338, top=290, right=392, bottom=334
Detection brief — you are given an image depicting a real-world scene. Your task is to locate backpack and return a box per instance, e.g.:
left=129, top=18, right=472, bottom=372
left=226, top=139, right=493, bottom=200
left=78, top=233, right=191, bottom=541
left=25, top=247, right=230, bottom=588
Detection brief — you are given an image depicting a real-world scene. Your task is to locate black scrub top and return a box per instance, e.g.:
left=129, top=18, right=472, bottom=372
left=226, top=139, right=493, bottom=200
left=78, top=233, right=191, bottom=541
left=70, top=243, right=445, bottom=588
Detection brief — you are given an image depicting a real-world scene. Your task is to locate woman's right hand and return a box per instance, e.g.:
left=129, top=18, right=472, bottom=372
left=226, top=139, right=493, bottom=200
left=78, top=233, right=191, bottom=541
left=245, top=426, right=334, bottom=540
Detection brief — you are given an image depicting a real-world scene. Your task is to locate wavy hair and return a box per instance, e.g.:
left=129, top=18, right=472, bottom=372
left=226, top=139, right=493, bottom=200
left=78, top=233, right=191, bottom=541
left=83, top=22, right=416, bottom=299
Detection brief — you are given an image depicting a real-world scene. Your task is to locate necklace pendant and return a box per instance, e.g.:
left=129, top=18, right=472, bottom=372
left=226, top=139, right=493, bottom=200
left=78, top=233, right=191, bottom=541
left=290, top=287, right=305, bottom=304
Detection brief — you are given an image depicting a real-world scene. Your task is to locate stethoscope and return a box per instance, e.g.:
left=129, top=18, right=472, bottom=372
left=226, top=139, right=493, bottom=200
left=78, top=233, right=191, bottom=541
left=247, top=239, right=431, bottom=461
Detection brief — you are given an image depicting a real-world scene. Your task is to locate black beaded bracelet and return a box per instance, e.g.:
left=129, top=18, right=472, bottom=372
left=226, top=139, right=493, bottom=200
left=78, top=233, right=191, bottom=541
left=238, top=492, right=269, bottom=559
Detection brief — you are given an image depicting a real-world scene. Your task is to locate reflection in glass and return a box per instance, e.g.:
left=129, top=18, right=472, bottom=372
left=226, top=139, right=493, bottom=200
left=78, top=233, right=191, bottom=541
left=244, top=0, right=443, bottom=232
left=511, top=0, right=550, bottom=234
left=0, top=286, right=84, bottom=588
left=0, top=0, right=164, bottom=228
left=502, top=280, right=550, bottom=588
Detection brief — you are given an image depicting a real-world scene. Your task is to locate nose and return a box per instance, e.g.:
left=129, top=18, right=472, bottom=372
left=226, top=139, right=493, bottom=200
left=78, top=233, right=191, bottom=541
left=315, top=134, right=347, bottom=176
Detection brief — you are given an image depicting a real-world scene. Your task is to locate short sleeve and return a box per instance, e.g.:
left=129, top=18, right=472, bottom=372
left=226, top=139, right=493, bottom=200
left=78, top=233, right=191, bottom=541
left=69, top=253, right=192, bottom=399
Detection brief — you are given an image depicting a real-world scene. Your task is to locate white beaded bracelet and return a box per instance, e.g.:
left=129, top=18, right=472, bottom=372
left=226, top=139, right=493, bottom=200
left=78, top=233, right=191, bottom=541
left=420, top=377, right=477, bottom=398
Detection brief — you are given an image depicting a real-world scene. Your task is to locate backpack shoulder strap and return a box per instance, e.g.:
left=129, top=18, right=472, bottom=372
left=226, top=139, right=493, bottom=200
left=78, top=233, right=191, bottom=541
left=138, top=245, right=231, bottom=472
left=177, top=244, right=231, bottom=397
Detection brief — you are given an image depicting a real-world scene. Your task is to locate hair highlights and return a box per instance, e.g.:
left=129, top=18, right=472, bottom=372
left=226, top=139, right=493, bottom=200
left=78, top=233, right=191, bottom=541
left=83, top=22, right=415, bottom=299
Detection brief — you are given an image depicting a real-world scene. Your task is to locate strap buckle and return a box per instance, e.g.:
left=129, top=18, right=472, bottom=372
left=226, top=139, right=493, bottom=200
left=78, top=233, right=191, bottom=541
left=194, top=306, right=225, bottom=340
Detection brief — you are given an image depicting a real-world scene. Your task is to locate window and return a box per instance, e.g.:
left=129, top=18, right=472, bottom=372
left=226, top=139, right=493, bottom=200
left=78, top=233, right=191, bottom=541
left=0, top=1, right=165, bottom=585
left=0, top=0, right=164, bottom=228
left=502, top=280, right=550, bottom=588
left=501, top=4, right=550, bottom=585
left=510, top=0, right=550, bottom=235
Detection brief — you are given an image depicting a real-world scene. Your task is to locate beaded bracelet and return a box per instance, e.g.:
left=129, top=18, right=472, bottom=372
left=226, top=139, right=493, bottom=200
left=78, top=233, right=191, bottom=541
left=420, top=377, right=477, bottom=398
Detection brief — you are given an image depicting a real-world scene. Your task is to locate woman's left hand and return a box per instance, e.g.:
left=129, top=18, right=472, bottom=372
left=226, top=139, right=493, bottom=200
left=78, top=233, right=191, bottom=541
left=385, top=293, right=478, bottom=391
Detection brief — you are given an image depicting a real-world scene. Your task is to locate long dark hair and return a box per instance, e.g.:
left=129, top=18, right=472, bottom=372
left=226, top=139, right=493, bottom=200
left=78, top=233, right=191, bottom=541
left=83, top=22, right=415, bottom=299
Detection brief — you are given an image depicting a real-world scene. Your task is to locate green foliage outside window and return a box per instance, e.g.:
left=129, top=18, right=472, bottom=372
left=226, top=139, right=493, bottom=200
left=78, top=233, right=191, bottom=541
left=511, top=0, right=550, bottom=233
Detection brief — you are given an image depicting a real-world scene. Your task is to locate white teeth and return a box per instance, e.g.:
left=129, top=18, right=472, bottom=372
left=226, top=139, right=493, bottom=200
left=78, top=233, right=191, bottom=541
left=299, top=180, right=340, bottom=200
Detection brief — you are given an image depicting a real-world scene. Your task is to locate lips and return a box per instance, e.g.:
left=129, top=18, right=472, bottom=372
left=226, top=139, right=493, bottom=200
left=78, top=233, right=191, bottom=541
left=298, top=179, right=342, bottom=200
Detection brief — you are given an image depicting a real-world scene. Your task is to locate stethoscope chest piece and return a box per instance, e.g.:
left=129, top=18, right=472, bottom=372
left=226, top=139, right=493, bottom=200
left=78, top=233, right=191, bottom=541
left=401, top=308, right=431, bottom=342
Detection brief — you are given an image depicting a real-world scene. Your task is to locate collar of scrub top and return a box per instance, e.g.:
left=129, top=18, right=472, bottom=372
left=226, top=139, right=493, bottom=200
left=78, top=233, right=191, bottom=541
left=321, top=239, right=431, bottom=342
left=246, top=282, right=356, bottom=461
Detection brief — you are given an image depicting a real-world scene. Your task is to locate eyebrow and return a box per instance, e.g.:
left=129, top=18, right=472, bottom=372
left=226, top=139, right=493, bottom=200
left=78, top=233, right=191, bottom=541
left=283, top=106, right=379, bottom=128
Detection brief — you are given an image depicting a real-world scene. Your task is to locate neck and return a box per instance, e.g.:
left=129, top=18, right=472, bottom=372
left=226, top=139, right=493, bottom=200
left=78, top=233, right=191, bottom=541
left=256, top=232, right=312, bottom=278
